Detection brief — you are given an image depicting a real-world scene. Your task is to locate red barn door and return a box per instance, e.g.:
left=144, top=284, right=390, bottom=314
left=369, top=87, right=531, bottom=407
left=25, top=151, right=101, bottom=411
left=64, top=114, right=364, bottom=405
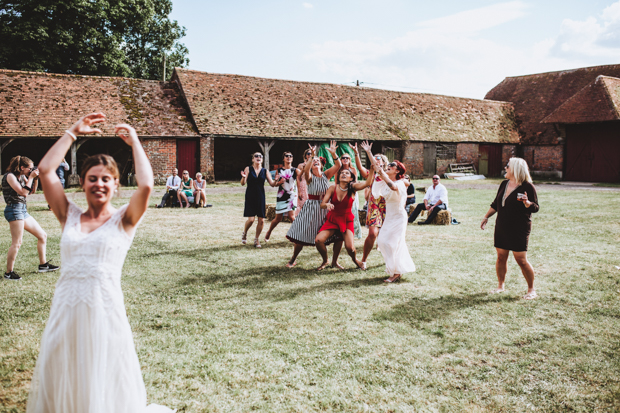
left=177, top=139, right=199, bottom=177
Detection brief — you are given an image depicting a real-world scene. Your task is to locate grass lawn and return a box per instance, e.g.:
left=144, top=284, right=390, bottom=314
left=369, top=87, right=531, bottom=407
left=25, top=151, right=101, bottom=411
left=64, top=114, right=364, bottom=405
left=1, top=181, right=619, bottom=412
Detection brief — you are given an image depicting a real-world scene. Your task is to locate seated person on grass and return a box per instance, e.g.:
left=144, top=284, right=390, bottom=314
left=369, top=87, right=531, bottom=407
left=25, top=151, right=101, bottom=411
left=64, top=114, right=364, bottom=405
left=157, top=168, right=181, bottom=208
left=408, top=175, right=448, bottom=225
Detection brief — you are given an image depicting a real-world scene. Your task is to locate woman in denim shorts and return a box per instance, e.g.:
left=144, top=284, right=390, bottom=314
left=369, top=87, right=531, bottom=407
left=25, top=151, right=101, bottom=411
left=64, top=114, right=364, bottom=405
left=3, top=156, right=58, bottom=280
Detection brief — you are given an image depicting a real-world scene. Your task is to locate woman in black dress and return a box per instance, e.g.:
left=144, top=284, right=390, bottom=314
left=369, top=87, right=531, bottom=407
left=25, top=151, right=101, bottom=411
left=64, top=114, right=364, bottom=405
left=481, top=157, right=539, bottom=299
left=240, top=152, right=281, bottom=248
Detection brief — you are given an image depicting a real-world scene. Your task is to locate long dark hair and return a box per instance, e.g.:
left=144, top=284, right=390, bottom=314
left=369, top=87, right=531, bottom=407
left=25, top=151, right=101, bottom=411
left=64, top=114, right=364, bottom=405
left=337, top=168, right=357, bottom=198
left=6, top=155, right=33, bottom=176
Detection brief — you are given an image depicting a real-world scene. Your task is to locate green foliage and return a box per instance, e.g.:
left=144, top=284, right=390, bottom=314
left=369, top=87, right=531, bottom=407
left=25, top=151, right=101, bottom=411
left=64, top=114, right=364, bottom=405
left=0, top=0, right=189, bottom=80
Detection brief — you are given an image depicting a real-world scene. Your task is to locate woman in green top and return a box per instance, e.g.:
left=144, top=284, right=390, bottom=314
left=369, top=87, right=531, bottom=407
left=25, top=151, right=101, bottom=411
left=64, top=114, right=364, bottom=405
left=177, top=170, right=193, bottom=208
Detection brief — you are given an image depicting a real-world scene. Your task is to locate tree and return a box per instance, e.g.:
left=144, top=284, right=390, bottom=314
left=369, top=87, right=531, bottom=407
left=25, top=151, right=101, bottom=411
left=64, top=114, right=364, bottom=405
left=0, top=0, right=189, bottom=80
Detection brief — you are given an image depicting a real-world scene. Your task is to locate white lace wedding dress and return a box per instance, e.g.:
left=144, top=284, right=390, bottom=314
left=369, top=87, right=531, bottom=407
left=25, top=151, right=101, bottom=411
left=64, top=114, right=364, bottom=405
left=27, top=202, right=174, bottom=413
left=375, top=180, right=416, bottom=275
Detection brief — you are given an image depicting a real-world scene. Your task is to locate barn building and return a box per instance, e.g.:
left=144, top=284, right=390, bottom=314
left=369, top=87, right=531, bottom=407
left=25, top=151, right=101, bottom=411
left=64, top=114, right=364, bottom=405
left=0, top=68, right=520, bottom=183
left=485, top=64, right=620, bottom=183
left=172, top=68, right=519, bottom=180
left=0, top=69, right=200, bottom=185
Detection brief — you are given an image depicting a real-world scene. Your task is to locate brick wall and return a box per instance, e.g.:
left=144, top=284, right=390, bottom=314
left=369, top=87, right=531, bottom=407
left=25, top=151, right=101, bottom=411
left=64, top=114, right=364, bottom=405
left=141, top=138, right=177, bottom=185
left=401, top=142, right=424, bottom=178
left=502, top=145, right=517, bottom=167
left=456, top=143, right=479, bottom=170
left=522, top=145, right=563, bottom=171
left=200, top=136, right=215, bottom=182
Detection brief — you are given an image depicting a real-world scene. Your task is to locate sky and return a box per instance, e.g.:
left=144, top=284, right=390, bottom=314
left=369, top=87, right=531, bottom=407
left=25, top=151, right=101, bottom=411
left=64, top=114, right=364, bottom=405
left=169, top=0, right=620, bottom=99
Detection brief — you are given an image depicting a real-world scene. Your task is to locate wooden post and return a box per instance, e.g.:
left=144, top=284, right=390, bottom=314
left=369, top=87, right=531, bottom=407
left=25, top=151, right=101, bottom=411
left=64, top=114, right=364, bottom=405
left=257, top=139, right=275, bottom=171
left=0, top=139, right=15, bottom=171
left=68, top=138, right=89, bottom=186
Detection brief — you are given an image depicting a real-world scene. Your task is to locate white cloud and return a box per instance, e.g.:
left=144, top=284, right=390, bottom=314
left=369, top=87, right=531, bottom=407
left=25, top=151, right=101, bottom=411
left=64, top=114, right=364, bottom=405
left=302, top=2, right=313, bottom=9
left=304, top=1, right=620, bottom=98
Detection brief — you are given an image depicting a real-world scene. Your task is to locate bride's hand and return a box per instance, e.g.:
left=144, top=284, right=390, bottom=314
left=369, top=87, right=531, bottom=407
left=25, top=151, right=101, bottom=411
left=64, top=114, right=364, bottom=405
left=69, top=113, right=106, bottom=136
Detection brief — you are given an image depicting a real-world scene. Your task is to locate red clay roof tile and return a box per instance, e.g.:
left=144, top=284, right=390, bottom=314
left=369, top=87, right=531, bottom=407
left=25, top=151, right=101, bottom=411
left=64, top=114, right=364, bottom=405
left=174, top=68, right=519, bottom=143
left=0, top=69, right=198, bottom=137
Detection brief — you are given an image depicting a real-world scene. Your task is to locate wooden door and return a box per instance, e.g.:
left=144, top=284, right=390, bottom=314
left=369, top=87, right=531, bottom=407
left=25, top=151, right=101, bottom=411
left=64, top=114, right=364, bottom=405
left=423, top=143, right=436, bottom=176
left=566, top=135, right=620, bottom=182
left=479, top=144, right=503, bottom=177
left=479, top=146, right=489, bottom=176
left=177, top=139, right=199, bottom=177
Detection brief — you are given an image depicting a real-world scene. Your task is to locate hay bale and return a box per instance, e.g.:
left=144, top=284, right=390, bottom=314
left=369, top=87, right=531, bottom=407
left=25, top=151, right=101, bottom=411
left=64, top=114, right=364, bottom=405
left=432, top=209, right=451, bottom=225
left=358, top=209, right=367, bottom=223
left=265, top=204, right=291, bottom=222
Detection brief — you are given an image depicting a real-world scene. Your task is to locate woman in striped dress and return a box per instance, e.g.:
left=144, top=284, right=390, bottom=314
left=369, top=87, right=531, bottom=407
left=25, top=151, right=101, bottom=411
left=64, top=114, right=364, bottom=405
left=285, top=145, right=341, bottom=267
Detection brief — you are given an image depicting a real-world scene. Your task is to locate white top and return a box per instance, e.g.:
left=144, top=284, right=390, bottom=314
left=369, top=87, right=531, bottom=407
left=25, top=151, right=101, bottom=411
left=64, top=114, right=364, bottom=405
left=424, top=183, right=448, bottom=206
left=27, top=202, right=174, bottom=412
left=166, top=175, right=181, bottom=190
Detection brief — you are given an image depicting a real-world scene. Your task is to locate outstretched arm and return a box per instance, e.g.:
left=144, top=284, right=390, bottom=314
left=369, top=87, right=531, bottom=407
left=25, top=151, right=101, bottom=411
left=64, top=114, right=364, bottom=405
left=117, top=124, right=153, bottom=231
left=303, top=145, right=316, bottom=183
left=39, top=113, right=106, bottom=226
left=349, top=142, right=369, bottom=178
left=324, top=140, right=341, bottom=179
left=352, top=165, right=375, bottom=191
left=360, top=141, right=398, bottom=191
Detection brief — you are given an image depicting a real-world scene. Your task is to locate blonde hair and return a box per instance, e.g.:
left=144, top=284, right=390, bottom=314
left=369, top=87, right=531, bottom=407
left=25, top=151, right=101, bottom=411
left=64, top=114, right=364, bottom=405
left=509, top=157, right=532, bottom=185
left=375, top=154, right=389, bottom=171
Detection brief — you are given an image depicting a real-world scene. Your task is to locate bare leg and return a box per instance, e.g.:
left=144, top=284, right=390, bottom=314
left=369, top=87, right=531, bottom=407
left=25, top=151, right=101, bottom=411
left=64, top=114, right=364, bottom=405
left=201, top=191, right=207, bottom=205
left=331, top=240, right=344, bottom=269
left=315, top=230, right=335, bottom=270
left=7, top=220, right=25, bottom=272
left=513, top=251, right=536, bottom=298
left=287, top=210, right=295, bottom=223
left=362, top=225, right=379, bottom=262
left=287, top=243, right=303, bottom=267
left=493, top=248, right=510, bottom=293
left=255, top=218, right=264, bottom=239
left=265, top=214, right=282, bottom=241
left=343, top=230, right=363, bottom=269
left=23, top=217, right=47, bottom=265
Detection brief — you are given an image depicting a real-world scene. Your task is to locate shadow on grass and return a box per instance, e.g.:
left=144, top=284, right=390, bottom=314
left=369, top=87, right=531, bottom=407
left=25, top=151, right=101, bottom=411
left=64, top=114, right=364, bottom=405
left=374, top=293, right=520, bottom=325
left=177, top=260, right=387, bottom=294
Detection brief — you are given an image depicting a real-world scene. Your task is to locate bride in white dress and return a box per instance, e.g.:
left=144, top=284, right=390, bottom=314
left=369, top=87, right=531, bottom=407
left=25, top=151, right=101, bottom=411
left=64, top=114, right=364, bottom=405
left=31, top=113, right=174, bottom=413
left=361, top=141, right=415, bottom=283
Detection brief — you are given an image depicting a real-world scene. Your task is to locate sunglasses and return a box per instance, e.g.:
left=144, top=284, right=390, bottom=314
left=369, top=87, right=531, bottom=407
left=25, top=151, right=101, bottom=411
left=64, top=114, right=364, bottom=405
left=387, top=162, right=397, bottom=167
left=432, top=177, right=439, bottom=180
left=374, top=156, right=382, bottom=160
left=183, top=172, right=189, bottom=175
left=284, top=154, right=293, bottom=158
left=341, top=156, right=351, bottom=160
left=254, top=154, right=263, bottom=158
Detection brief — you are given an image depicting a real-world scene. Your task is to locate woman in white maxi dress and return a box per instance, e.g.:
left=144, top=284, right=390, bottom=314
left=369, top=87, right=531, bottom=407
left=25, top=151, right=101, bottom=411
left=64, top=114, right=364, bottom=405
left=31, top=113, right=174, bottom=413
left=361, top=141, right=415, bottom=283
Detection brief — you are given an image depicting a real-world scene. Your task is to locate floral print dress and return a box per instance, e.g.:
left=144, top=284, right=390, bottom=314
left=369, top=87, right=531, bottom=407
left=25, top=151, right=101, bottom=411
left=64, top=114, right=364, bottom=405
left=275, top=167, right=298, bottom=214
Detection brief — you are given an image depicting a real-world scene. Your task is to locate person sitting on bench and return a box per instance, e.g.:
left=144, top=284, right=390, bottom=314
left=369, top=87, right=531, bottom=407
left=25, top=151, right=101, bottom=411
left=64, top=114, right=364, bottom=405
left=408, top=175, right=448, bottom=225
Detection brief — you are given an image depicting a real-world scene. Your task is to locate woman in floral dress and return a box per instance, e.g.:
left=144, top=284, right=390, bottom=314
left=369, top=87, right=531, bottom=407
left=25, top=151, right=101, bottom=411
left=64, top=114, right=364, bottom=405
left=264, top=152, right=302, bottom=242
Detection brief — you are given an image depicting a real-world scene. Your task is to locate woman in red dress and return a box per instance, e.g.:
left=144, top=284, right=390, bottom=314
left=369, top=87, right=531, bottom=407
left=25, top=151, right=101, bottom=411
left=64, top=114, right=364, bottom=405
left=314, top=168, right=373, bottom=270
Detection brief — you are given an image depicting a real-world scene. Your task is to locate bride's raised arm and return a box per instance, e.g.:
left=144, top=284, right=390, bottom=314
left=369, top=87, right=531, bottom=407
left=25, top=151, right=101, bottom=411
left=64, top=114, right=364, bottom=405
left=39, top=113, right=106, bottom=225
left=115, top=124, right=154, bottom=230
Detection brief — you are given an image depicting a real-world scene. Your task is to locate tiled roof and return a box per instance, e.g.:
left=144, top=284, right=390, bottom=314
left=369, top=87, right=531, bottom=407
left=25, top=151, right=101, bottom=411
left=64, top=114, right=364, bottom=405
left=0, top=69, right=198, bottom=137
left=173, top=69, right=519, bottom=143
left=485, top=64, right=620, bottom=144
left=542, top=76, right=620, bottom=124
